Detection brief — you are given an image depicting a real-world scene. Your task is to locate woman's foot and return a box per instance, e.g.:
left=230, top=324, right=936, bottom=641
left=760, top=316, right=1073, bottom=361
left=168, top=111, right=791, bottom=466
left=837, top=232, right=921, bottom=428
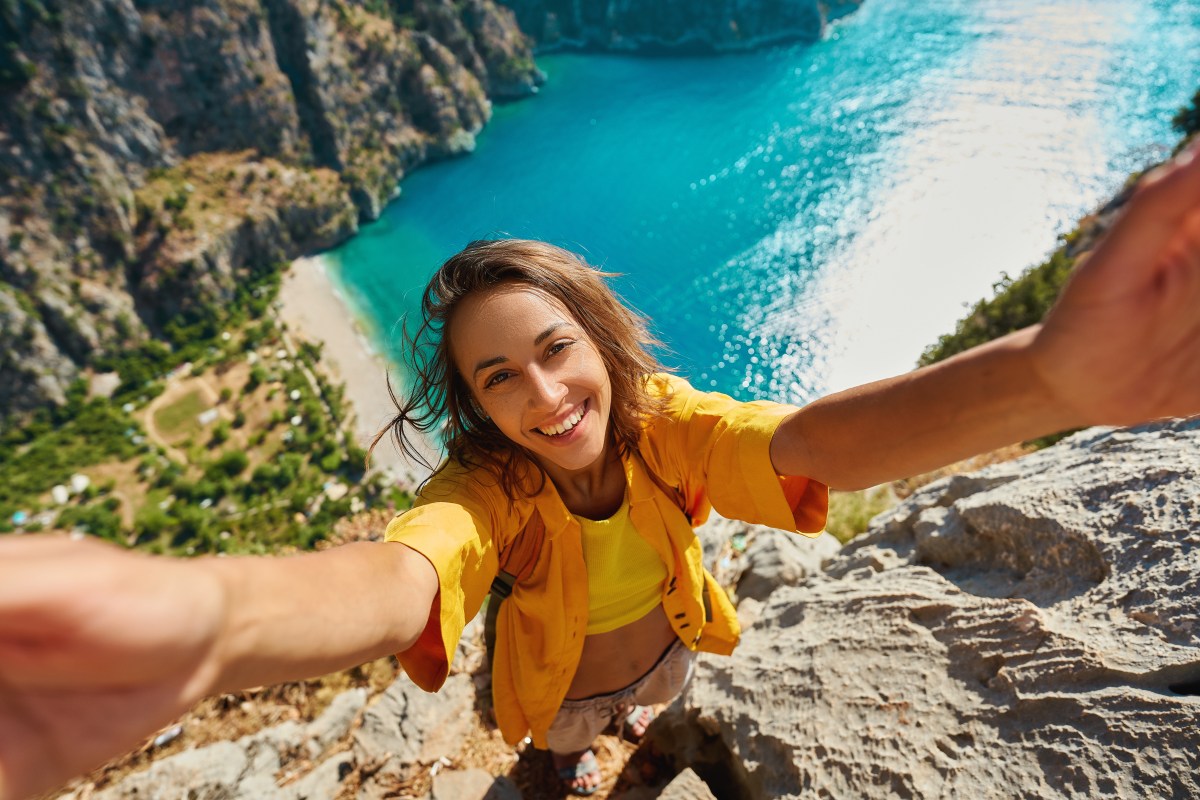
left=553, top=748, right=601, bottom=796
left=622, top=705, right=655, bottom=743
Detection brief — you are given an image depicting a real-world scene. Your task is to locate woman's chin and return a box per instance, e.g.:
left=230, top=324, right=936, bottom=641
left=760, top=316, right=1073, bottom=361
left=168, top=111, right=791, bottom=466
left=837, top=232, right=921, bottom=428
left=532, top=435, right=609, bottom=476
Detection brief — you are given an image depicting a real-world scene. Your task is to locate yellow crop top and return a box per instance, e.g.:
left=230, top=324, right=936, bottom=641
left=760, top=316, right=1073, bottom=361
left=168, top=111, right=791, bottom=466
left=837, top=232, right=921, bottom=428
left=576, top=495, right=668, bottom=635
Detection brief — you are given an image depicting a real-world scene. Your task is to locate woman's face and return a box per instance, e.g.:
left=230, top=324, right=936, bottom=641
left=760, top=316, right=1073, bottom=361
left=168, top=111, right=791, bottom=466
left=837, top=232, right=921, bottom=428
left=449, top=283, right=613, bottom=477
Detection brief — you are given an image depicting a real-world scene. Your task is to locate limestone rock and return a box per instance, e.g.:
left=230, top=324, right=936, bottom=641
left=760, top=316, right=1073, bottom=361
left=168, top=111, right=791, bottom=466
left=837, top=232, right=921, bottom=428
left=659, top=767, right=718, bottom=800
left=354, top=673, right=476, bottom=778
left=306, top=687, right=368, bottom=758
left=429, top=768, right=522, bottom=799
left=734, top=527, right=841, bottom=603
left=87, top=703, right=361, bottom=800
left=660, top=420, right=1200, bottom=799
left=0, top=0, right=539, bottom=420
left=694, top=512, right=842, bottom=602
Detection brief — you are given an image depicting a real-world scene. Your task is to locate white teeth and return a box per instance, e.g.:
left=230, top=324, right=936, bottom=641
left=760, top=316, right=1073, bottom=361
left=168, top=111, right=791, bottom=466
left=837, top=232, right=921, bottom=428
left=539, top=406, right=585, bottom=436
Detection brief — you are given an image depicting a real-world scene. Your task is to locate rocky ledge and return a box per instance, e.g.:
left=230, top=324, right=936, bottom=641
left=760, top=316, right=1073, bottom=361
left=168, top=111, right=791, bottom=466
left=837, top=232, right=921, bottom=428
left=60, top=420, right=1200, bottom=798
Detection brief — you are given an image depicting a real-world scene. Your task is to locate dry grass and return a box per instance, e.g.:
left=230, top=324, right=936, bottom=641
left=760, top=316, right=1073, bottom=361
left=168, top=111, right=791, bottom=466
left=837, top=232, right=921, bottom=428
left=892, top=442, right=1036, bottom=499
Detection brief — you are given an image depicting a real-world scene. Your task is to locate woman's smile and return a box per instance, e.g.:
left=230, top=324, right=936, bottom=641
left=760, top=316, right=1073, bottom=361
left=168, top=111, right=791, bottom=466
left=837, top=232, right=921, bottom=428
left=534, top=398, right=589, bottom=438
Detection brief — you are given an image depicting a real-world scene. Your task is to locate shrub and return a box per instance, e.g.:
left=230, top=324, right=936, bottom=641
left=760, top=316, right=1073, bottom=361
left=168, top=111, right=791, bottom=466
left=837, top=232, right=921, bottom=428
left=246, top=365, right=267, bottom=392
left=1173, top=88, right=1200, bottom=137
left=211, top=449, right=249, bottom=478
left=134, top=504, right=172, bottom=542
left=209, top=420, right=230, bottom=446
left=920, top=247, right=1076, bottom=366
left=57, top=503, right=123, bottom=542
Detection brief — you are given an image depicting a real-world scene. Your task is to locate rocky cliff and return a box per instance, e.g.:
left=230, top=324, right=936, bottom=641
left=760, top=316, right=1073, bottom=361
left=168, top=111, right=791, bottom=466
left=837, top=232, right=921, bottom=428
left=58, top=421, right=1200, bottom=798
left=501, top=0, right=863, bottom=53
left=0, top=0, right=542, bottom=420
left=659, top=419, right=1200, bottom=798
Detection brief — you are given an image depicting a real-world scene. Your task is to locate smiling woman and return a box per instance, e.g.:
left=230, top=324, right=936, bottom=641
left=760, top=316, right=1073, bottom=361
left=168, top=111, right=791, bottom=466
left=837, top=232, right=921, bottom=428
left=374, top=240, right=666, bottom=506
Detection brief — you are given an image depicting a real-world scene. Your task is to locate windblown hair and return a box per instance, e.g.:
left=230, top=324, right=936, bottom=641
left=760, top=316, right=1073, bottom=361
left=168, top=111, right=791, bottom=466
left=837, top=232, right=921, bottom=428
left=370, top=239, right=669, bottom=499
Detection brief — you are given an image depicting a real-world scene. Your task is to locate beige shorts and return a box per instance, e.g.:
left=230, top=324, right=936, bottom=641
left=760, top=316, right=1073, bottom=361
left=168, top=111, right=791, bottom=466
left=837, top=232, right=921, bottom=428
left=545, top=638, right=697, bottom=753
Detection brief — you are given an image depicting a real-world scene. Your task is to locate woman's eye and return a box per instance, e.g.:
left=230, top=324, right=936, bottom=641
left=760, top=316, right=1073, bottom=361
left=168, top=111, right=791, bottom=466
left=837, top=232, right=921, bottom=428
left=485, top=372, right=511, bottom=389
left=548, top=340, right=574, bottom=356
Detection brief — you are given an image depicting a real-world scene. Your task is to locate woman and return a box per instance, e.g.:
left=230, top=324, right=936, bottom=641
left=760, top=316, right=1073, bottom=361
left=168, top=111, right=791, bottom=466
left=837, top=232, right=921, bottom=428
left=2, top=142, right=1199, bottom=800
left=373, top=238, right=829, bottom=793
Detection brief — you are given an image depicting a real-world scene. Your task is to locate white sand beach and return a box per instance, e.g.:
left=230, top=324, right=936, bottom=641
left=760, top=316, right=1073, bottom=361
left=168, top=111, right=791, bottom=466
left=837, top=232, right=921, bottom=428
left=277, top=255, right=439, bottom=489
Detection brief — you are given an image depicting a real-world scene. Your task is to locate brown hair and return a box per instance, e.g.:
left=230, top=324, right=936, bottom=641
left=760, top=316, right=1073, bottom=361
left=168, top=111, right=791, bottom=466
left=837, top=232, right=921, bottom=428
left=370, top=239, right=669, bottom=498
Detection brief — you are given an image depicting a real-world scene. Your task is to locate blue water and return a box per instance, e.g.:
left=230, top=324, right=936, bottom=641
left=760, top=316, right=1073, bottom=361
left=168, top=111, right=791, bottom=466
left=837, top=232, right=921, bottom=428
left=328, top=0, right=1200, bottom=404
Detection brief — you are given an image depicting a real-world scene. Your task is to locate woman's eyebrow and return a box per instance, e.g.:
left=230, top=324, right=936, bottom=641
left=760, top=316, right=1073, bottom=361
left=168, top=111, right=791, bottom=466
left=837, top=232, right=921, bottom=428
left=472, top=321, right=571, bottom=377
left=533, top=321, right=569, bottom=345
left=473, top=355, right=507, bottom=377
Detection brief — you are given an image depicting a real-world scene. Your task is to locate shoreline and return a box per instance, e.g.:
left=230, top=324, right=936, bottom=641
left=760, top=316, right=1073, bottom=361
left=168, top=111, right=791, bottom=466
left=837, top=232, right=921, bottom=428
left=277, top=255, right=438, bottom=490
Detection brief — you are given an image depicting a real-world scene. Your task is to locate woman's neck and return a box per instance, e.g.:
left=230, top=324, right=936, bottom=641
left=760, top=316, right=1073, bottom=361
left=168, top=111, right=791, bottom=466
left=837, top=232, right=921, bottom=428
left=539, top=442, right=626, bottom=520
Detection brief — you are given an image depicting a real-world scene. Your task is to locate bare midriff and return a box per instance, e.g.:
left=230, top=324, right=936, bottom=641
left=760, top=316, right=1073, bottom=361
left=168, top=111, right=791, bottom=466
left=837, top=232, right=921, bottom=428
left=563, top=602, right=678, bottom=699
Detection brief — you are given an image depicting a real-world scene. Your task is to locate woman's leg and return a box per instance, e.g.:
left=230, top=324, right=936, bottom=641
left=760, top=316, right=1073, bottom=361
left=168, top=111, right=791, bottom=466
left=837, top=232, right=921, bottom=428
left=546, top=696, right=625, bottom=796
left=618, top=642, right=698, bottom=743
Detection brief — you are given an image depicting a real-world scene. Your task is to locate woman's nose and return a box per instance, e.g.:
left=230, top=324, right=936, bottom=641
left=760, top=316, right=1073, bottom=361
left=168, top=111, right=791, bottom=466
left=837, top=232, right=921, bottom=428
left=527, top=366, right=568, bottom=410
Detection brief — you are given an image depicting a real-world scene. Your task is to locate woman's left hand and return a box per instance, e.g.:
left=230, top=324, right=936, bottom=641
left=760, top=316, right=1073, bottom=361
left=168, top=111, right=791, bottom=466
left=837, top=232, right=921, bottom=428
left=773, top=139, right=1200, bottom=491
left=1031, top=140, right=1200, bottom=426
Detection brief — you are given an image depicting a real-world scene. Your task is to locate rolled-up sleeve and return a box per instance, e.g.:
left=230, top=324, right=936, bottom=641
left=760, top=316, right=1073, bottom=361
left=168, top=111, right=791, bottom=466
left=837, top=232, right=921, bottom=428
left=655, top=374, right=828, bottom=535
left=384, top=472, right=500, bottom=691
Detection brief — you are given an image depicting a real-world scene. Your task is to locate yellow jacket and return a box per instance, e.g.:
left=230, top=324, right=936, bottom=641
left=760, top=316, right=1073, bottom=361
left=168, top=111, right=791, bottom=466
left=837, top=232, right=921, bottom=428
left=384, top=374, right=827, bottom=747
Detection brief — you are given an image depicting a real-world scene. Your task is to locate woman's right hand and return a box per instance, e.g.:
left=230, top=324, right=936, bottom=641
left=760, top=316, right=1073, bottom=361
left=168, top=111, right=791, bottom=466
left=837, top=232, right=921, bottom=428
left=0, top=535, right=226, bottom=800
left=0, top=532, right=438, bottom=800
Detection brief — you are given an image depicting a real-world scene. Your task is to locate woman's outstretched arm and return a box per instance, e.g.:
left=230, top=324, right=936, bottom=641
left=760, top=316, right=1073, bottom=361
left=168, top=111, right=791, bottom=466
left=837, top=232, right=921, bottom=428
left=0, top=534, right=437, bottom=800
left=772, top=142, right=1200, bottom=490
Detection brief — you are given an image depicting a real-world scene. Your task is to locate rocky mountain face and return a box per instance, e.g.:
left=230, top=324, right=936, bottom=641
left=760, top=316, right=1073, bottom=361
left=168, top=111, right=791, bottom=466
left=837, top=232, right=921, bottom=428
left=61, top=422, right=1200, bottom=798
left=500, top=0, right=864, bottom=53
left=0, top=0, right=542, bottom=420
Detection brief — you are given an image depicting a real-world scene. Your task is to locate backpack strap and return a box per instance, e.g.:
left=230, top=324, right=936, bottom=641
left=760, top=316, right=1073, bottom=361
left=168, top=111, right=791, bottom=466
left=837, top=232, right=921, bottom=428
left=484, top=510, right=545, bottom=667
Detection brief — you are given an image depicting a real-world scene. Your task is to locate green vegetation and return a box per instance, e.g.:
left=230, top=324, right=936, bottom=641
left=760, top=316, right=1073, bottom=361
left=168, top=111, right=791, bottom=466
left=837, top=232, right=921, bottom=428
left=1173, top=88, right=1200, bottom=139
left=2, top=237, right=402, bottom=556
left=57, top=501, right=123, bottom=542
left=0, top=398, right=140, bottom=516
left=495, top=56, right=535, bottom=86
left=2, top=339, right=401, bottom=555
left=825, top=486, right=898, bottom=544
left=153, top=388, right=207, bottom=439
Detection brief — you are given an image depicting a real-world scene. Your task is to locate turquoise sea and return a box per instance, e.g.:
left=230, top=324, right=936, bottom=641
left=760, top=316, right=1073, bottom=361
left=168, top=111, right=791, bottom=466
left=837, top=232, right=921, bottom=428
left=326, top=0, right=1200, bottom=405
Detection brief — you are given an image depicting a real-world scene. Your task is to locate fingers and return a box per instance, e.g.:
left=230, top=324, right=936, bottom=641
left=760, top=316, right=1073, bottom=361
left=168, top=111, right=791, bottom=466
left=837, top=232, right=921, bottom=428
left=1060, top=137, right=1200, bottom=299
left=1099, top=137, right=1200, bottom=251
left=1138, top=138, right=1200, bottom=211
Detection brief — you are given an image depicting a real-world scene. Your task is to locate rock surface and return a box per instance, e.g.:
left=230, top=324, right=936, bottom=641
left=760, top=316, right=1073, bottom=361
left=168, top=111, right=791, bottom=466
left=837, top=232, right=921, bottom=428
left=0, top=0, right=541, bottom=419
left=658, top=767, right=719, bottom=799
left=502, top=0, right=864, bottom=53
left=654, top=420, right=1200, bottom=798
